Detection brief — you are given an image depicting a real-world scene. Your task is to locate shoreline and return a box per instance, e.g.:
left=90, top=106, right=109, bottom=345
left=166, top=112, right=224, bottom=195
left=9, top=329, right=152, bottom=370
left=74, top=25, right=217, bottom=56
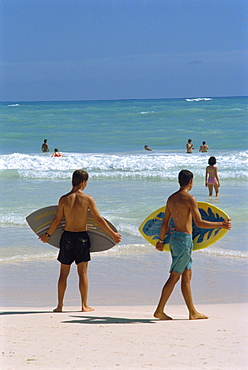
left=1, top=252, right=248, bottom=308
left=1, top=303, right=248, bottom=369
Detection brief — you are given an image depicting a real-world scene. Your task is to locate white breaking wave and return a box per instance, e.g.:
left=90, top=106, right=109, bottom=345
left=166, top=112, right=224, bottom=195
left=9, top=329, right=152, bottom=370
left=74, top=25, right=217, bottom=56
left=0, top=151, right=247, bottom=180
left=0, top=213, right=25, bottom=225
left=0, top=251, right=57, bottom=263
left=186, top=98, right=213, bottom=102
left=198, top=246, right=248, bottom=259
left=1, top=243, right=247, bottom=264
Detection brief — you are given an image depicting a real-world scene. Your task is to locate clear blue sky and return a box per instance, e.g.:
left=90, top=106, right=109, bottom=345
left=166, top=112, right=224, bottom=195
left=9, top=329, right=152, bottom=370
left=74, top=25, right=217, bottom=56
left=1, top=0, right=248, bottom=101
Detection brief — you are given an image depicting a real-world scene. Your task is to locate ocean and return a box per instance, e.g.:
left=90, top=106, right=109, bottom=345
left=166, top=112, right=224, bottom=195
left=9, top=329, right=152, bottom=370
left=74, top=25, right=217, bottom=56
left=0, top=97, right=247, bottom=308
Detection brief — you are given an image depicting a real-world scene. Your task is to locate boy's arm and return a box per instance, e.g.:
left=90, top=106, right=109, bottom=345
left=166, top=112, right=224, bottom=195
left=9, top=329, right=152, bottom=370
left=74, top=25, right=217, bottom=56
left=39, top=199, right=64, bottom=243
left=88, top=197, right=122, bottom=244
left=156, top=204, right=171, bottom=251
left=189, top=196, right=231, bottom=230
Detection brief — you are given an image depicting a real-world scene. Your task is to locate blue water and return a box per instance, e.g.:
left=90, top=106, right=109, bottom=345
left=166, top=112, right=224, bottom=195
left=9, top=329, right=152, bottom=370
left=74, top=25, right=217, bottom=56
left=0, top=97, right=247, bottom=307
left=1, top=97, right=248, bottom=154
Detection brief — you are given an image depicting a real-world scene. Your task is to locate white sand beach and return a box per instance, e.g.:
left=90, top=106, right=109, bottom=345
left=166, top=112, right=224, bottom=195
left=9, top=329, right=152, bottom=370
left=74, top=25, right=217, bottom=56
left=1, top=303, right=247, bottom=370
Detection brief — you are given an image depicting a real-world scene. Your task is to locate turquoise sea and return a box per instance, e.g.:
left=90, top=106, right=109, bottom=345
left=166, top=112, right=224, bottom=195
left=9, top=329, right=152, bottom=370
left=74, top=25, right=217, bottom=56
left=0, top=97, right=247, bottom=308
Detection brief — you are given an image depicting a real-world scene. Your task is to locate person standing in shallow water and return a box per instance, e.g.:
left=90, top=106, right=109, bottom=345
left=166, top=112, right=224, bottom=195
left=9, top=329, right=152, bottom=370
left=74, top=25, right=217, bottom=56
left=199, top=141, right=209, bottom=152
left=39, top=170, right=122, bottom=312
left=186, top=139, right=194, bottom=153
left=205, top=156, right=220, bottom=196
left=41, top=139, right=49, bottom=152
left=154, top=170, right=231, bottom=320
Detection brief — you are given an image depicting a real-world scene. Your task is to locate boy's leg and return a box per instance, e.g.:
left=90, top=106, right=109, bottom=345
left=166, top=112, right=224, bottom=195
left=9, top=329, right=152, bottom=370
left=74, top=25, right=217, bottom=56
left=181, top=269, right=208, bottom=320
left=154, top=271, right=180, bottom=320
left=77, top=262, right=94, bottom=312
left=53, top=263, right=71, bottom=312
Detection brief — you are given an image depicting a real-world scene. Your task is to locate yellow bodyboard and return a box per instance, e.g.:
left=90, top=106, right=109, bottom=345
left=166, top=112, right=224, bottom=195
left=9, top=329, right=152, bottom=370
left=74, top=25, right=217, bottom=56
left=139, top=202, right=229, bottom=251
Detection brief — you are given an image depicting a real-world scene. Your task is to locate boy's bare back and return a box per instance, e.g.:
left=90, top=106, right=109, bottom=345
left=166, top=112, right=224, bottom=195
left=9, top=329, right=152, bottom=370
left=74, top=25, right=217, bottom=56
left=60, top=190, right=92, bottom=232
left=167, top=190, right=194, bottom=234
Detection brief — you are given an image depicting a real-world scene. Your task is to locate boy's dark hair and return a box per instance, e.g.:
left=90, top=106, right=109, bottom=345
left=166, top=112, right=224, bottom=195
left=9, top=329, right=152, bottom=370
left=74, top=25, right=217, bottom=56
left=72, top=170, right=89, bottom=186
left=178, top=170, right=193, bottom=186
left=208, top=156, right=216, bottom=165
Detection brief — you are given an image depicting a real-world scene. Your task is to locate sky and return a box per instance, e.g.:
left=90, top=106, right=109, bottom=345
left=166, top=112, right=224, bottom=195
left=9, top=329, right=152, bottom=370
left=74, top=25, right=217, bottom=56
left=1, top=0, right=248, bottom=101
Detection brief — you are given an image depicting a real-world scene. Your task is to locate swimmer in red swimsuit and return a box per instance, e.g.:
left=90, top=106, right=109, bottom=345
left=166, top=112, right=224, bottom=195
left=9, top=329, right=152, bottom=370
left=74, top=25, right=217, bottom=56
left=51, top=148, right=63, bottom=157
left=205, top=156, right=220, bottom=196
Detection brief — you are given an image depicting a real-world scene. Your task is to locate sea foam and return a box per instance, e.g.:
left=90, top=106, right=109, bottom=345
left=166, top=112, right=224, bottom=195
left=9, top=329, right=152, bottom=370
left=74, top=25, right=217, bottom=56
left=0, top=151, right=247, bottom=180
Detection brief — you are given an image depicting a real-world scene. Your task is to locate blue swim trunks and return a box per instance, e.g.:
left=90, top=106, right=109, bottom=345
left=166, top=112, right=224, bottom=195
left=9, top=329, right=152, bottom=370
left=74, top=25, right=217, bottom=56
left=169, top=231, right=193, bottom=274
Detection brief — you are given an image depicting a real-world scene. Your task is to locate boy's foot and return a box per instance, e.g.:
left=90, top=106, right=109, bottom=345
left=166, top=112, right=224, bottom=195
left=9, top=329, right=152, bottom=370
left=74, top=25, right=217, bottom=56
left=82, top=306, right=95, bottom=312
left=154, top=311, right=173, bottom=320
left=189, top=312, right=208, bottom=320
left=53, top=306, right=63, bottom=312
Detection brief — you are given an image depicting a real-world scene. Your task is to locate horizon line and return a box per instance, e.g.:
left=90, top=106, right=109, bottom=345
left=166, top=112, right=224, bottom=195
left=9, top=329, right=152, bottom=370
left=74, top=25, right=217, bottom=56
left=1, top=95, right=248, bottom=104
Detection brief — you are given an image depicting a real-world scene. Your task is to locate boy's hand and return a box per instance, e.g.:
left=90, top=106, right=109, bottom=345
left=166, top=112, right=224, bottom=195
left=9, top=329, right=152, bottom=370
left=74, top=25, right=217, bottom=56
left=222, top=219, right=232, bottom=230
left=39, top=234, right=50, bottom=243
left=156, top=241, right=164, bottom=251
left=113, top=232, right=122, bottom=244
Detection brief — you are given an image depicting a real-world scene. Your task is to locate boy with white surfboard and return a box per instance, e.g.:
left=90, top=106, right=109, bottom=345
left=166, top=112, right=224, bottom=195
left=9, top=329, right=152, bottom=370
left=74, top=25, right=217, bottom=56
left=39, top=170, right=122, bottom=313
left=154, top=170, right=231, bottom=320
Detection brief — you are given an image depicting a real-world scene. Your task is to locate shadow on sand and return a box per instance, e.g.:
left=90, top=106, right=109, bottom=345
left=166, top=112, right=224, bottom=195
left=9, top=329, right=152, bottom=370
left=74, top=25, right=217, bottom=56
left=62, top=315, right=157, bottom=325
